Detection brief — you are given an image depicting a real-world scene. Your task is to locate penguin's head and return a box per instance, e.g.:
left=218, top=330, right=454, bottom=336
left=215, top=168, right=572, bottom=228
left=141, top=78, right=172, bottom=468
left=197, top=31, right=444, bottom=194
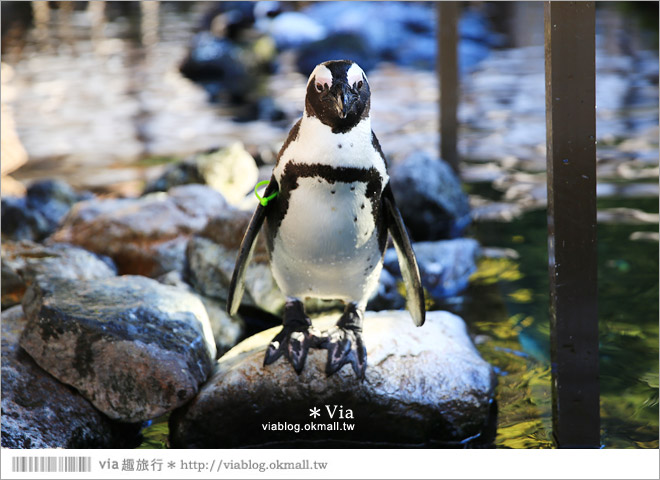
left=305, top=60, right=370, bottom=134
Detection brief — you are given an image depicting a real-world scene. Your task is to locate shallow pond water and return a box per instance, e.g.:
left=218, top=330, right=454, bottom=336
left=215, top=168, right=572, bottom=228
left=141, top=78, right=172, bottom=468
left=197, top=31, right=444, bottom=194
left=459, top=185, right=659, bottom=449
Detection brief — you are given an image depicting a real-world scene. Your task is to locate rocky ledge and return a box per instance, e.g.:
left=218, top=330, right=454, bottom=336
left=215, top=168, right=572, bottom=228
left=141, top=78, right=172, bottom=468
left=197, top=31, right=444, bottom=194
left=2, top=306, right=141, bottom=448
left=170, top=310, right=497, bottom=448
left=19, top=275, right=217, bottom=423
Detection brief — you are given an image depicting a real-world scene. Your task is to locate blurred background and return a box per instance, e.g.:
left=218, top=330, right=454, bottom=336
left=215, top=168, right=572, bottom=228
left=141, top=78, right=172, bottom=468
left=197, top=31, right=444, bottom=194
left=1, top=1, right=658, bottom=448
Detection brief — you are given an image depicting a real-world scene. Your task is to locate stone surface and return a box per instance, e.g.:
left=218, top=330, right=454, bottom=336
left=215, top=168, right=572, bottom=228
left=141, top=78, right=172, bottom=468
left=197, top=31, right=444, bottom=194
left=384, top=238, right=481, bottom=300
left=19, top=275, right=216, bottom=423
left=51, top=184, right=228, bottom=277
left=1, top=63, right=28, bottom=178
left=144, top=143, right=259, bottom=206
left=157, top=270, right=246, bottom=356
left=186, top=211, right=286, bottom=315
left=170, top=310, right=497, bottom=448
left=390, top=153, right=471, bottom=241
left=1, top=179, right=91, bottom=242
left=1, top=240, right=116, bottom=310
left=366, top=268, right=406, bottom=311
left=1, top=306, right=140, bottom=449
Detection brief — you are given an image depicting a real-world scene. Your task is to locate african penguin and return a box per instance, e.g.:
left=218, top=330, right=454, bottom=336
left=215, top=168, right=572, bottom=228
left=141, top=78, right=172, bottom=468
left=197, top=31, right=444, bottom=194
left=228, top=60, right=425, bottom=379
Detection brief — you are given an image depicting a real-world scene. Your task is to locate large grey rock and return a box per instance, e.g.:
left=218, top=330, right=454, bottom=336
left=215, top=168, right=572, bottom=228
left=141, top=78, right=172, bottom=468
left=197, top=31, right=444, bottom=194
left=390, top=153, right=471, bottom=241
left=1, top=306, right=140, bottom=448
left=187, top=211, right=286, bottom=315
left=384, top=238, right=480, bottom=301
left=144, top=143, right=259, bottom=206
left=51, top=184, right=228, bottom=277
left=19, top=275, right=216, bottom=423
left=1, top=179, right=91, bottom=242
left=1, top=240, right=116, bottom=310
left=157, top=270, right=246, bottom=356
left=170, top=310, right=496, bottom=448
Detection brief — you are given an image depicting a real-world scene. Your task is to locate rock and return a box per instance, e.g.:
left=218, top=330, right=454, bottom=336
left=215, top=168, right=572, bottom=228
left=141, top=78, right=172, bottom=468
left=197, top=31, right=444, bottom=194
left=303, top=1, right=436, bottom=69
left=170, top=310, right=496, bottom=448
left=51, top=184, right=228, bottom=277
left=384, top=239, right=481, bottom=300
left=1, top=240, right=117, bottom=310
left=157, top=270, right=246, bottom=356
left=597, top=208, right=659, bottom=225
left=186, top=211, right=286, bottom=315
left=295, top=33, right=377, bottom=77
left=630, top=231, right=659, bottom=242
left=1, top=179, right=91, bottom=242
left=180, top=31, right=267, bottom=104
left=144, top=143, right=259, bottom=206
left=0, top=175, right=26, bottom=197
left=19, top=275, right=217, bottom=423
left=1, top=306, right=140, bottom=448
left=254, top=3, right=327, bottom=50
left=366, top=268, right=406, bottom=311
left=1, top=63, right=28, bottom=178
left=390, top=153, right=471, bottom=241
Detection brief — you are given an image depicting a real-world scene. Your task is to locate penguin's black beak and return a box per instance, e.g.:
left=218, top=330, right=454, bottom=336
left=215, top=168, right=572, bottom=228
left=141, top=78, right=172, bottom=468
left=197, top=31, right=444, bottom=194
left=333, top=83, right=357, bottom=119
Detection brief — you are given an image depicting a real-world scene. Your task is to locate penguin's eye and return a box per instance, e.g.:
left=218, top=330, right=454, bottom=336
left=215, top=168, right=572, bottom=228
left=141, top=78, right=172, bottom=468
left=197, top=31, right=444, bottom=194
left=315, top=83, right=324, bottom=93
left=355, top=80, right=363, bottom=90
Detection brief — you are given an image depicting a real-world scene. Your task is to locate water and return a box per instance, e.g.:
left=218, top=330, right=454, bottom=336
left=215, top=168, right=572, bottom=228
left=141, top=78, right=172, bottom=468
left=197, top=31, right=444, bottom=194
left=457, top=185, right=659, bottom=449
left=2, top=1, right=658, bottom=449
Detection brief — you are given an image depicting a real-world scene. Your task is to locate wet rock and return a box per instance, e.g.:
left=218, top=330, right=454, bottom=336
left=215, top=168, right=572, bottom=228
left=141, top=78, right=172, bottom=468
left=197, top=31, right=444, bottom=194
left=384, top=238, right=480, bottom=300
left=186, top=211, right=286, bottom=315
left=19, top=275, right=216, bottom=423
left=597, top=182, right=660, bottom=199
left=255, top=2, right=326, bottom=50
left=629, top=231, right=660, bottom=242
left=1, top=179, right=91, bottom=242
left=51, top=184, right=228, bottom=277
left=1, top=241, right=116, bottom=310
left=170, top=310, right=496, bottom=448
left=469, top=197, right=524, bottom=223
left=144, top=143, right=259, bottom=206
left=304, top=1, right=437, bottom=69
left=390, top=153, right=471, bottom=241
left=295, top=33, right=377, bottom=77
left=1, top=65, right=28, bottom=177
left=366, top=268, right=406, bottom=311
left=597, top=208, right=659, bottom=225
left=1, top=306, right=140, bottom=449
left=157, top=270, right=245, bottom=356
left=1, top=63, right=28, bottom=197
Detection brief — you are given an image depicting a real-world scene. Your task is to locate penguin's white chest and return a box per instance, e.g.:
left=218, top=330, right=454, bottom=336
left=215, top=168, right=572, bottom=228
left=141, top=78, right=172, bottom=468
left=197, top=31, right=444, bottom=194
left=270, top=177, right=382, bottom=303
left=280, top=178, right=374, bottom=258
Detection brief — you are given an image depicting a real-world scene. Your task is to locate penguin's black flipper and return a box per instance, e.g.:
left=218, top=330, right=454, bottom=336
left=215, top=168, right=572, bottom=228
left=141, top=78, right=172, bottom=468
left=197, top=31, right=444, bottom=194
left=227, top=177, right=277, bottom=316
left=382, top=183, right=426, bottom=327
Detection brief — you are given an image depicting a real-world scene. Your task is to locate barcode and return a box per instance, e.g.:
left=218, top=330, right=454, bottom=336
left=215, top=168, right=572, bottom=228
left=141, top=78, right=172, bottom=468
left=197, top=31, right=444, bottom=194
left=11, top=456, right=92, bottom=473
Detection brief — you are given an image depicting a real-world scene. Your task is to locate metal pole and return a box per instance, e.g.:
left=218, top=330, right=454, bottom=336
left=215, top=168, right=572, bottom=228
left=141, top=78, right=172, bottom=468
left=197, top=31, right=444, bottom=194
left=438, top=1, right=459, bottom=173
left=544, top=1, right=599, bottom=448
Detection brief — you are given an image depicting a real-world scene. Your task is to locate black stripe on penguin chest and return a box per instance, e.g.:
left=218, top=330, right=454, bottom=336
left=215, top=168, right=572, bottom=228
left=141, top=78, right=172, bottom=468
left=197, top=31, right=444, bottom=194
left=266, top=162, right=387, bottom=253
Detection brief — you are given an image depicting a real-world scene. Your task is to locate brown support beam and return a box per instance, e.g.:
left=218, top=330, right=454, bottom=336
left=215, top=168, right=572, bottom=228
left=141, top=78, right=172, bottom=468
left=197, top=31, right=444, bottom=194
left=544, top=1, right=599, bottom=448
left=438, top=1, right=459, bottom=173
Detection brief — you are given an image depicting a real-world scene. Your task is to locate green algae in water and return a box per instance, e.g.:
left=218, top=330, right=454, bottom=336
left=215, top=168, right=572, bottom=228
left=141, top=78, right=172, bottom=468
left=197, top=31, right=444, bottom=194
left=137, top=414, right=170, bottom=449
left=461, top=194, right=659, bottom=448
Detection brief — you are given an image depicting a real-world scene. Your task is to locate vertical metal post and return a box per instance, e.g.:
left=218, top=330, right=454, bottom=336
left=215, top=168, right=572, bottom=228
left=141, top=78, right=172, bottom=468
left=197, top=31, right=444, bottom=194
left=544, top=1, right=599, bottom=448
left=438, top=1, right=459, bottom=172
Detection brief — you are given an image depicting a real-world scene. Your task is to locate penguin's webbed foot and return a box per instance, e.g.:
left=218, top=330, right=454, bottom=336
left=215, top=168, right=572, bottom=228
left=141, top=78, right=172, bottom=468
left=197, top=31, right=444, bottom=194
left=321, top=304, right=367, bottom=379
left=264, top=299, right=320, bottom=374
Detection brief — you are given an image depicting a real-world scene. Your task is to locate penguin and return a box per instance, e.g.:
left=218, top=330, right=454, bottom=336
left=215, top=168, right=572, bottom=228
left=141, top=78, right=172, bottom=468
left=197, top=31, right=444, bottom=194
left=227, top=60, right=425, bottom=379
